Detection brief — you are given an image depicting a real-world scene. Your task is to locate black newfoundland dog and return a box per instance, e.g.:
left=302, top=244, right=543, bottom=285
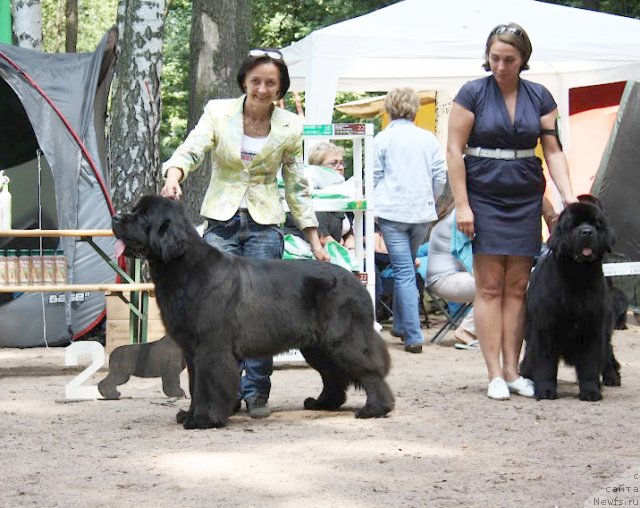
left=112, top=195, right=394, bottom=429
left=521, top=195, right=621, bottom=401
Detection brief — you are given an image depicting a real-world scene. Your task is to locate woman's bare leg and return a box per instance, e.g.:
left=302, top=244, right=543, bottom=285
left=502, top=255, right=535, bottom=382
left=473, top=254, right=506, bottom=380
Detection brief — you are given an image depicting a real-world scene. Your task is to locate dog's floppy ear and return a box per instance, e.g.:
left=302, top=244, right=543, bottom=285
left=148, top=209, right=189, bottom=263
left=547, top=213, right=564, bottom=253
left=577, top=194, right=602, bottom=210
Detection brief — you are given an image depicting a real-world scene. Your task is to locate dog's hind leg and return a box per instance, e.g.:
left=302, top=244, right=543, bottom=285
left=300, top=347, right=349, bottom=410
left=355, top=376, right=394, bottom=419
left=337, top=329, right=394, bottom=418
left=601, top=337, right=621, bottom=387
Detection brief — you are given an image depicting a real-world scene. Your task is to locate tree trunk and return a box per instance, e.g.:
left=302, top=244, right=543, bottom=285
left=181, top=0, right=251, bottom=221
left=65, top=0, right=77, bottom=52
left=12, top=0, right=42, bottom=49
left=109, top=0, right=165, bottom=214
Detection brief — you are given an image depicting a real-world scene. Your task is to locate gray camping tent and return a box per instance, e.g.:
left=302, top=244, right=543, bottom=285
left=593, top=80, right=640, bottom=264
left=0, top=29, right=118, bottom=347
left=592, top=80, right=640, bottom=305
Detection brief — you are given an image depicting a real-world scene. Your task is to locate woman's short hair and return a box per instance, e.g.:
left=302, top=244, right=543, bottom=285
left=307, top=142, right=344, bottom=166
left=236, top=48, right=290, bottom=100
left=483, top=22, right=532, bottom=72
left=384, top=87, right=420, bottom=121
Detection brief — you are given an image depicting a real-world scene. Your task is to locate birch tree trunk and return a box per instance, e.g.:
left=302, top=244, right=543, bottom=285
left=109, top=0, right=165, bottom=213
left=12, top=0, right=42, bottom=49
left=181, top=0, right=251, bottom=221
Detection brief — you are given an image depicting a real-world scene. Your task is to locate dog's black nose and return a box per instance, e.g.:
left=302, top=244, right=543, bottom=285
left=112, top=214, right=122, bottom=223
left=580, top=228, right=593, bottom=237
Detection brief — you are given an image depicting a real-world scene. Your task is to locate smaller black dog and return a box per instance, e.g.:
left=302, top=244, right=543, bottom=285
left=521, top=195, right=621, bottom=401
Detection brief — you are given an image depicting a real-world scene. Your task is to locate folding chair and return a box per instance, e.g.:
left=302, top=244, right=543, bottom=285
left=376, top=263, right=430, bottom=328
left=425, top=283, right=472, bottom=344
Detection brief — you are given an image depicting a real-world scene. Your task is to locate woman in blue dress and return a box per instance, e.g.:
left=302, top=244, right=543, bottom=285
left=447, top=23, right=577, bottom=400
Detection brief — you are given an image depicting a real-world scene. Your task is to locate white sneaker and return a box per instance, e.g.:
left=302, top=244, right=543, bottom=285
left=507, top=376, right=535, bottom=398
left=487, top=377, right=510, bottom=400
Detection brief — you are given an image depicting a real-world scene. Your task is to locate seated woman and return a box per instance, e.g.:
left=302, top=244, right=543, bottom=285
left=283, top=141, right=355, bottom=250
left=426, top=197, right=477, bottom=349
left=306, top=141, right=355, bottom=249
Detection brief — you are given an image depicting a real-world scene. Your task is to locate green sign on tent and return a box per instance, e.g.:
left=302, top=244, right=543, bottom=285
left=0, top=0, right=11, bottom=44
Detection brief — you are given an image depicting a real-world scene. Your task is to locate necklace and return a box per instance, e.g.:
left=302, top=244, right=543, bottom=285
left=243, top=102, right=274, bottom=137
left=244, top=116, right=271, bottom=137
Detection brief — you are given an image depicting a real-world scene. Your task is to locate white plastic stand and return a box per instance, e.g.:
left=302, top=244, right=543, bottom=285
left=275, top=123, right=376, bottom=366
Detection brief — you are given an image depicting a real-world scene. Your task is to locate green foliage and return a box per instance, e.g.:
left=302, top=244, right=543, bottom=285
left=41, top=0, right=117, bottom=53
left=251, top=0, right=398, bottom=49
left=537, top=0, right=639, bottom=18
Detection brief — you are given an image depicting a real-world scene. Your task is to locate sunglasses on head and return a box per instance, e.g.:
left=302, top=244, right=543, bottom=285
left=493, top=25, right=524, bottom=39
left=248, top=49, right=283, bottom=60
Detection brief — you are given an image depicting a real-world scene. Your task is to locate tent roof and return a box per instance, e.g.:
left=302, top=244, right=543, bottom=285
left=282, top=0, right=640, bottom=122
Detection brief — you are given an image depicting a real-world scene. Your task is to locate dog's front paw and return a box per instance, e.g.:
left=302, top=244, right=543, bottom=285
left=579, top=387, right=603, bottom=401
left=535, top=382, right=557, bottom=400
left=182, top=414, right=212, bottom=429
left=176, top=409, right=191, bottom=424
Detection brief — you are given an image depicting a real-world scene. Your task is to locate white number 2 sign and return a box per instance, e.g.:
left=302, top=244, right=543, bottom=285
left=64, top=342, right=105, bottom=400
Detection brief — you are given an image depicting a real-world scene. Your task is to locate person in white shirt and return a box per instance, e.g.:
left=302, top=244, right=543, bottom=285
left=373, top=87, right=447, bottom=353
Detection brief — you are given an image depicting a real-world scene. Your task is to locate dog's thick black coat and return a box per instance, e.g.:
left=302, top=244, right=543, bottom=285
left=609, top=281, right=628, bottom=330
left=112, top=195, right=394, bottom=428
left=521, top=197, right=621, bottom=401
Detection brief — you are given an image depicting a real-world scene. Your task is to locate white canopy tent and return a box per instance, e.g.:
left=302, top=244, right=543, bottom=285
left=282, top=0, right=640, bottom=131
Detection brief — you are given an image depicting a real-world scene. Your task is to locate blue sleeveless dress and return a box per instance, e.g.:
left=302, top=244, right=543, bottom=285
left=454, top=76, right=557, bottom=256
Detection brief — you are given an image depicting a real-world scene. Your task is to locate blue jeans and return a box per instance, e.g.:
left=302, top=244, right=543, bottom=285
left=378, top=218, right=429, bottom=347
left=203, top=210, right=284, bottom=401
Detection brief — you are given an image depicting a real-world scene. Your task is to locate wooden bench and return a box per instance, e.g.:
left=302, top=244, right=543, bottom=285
left=0, top=229, right=155, bottom=344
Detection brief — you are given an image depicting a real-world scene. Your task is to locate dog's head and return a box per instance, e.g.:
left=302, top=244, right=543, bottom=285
left=112, top=195, right=192, bottom=263
left=547, top=195, right=614, bottom=263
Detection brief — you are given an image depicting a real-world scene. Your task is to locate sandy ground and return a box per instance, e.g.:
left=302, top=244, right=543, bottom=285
left=1, top=318, right=639, bottom=508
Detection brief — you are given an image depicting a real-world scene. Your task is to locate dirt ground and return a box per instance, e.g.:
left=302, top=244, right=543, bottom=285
left=1, top=317, right=639, bottom=508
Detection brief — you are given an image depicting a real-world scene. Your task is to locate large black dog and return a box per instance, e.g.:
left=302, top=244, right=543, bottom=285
left=521, top=195, right=621, bottom=401
left=112, top=195, right=394, bottom=429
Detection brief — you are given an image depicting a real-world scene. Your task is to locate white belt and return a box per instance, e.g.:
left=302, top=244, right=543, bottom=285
left=464, top=147, right=535, bottom=160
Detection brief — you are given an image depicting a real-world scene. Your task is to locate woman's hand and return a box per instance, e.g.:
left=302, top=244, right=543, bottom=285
left=562, top=195, right=579, bottom=206
left=312, top=246, right=330, bottom=262
left=304, top=227, right=330, bottom=262
left=160, top=167, right=183, bottom=200
left=456, top=204, right=475, bottom=239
